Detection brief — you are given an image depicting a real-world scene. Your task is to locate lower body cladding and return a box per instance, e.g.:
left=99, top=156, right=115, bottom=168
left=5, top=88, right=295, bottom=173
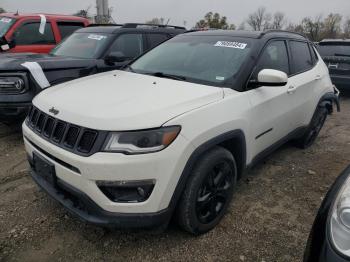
left=22, top=123, right=194, bottom=229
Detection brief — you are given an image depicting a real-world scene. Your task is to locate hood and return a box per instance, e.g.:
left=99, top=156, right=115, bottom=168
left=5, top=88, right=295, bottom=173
left=33, top=70, right=224, bottom=130
left=0, top=53, right=95, bottom=71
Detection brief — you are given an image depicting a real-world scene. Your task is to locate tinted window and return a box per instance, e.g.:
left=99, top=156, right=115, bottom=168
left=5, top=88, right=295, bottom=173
left=14, top=22, right=55, bottom=45
left=109, top=34, right=144, bottom=58
left=148, top=34, right=169, bottom=49
left=318, top=44, right=350, bottom=57
left=254, top=40, right=289, bottom=78
left=57, top=22, right=84, bottom=40
left=131, top=35, right=254, bottom=88
left=50, top=32, right=112, bottom=59
left=289, top=41, right=313, bottom=74
left=0, top=17, right=16, bottom=37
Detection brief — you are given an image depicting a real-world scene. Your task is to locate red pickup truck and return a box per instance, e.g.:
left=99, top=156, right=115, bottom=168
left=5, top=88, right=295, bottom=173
left=0, top=13, right=90, bottom=54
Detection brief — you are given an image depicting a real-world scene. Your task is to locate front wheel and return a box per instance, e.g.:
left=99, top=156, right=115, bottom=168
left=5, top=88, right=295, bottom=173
left=176, top=146, right=237, bottom=235
left=294, top=106, right=328, bottom=149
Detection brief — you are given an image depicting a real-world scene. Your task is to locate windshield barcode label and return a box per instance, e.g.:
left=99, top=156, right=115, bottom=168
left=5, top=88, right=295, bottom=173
left=88, top=34, right=107, bottom=41
left=214, top=41, right=247, bottom=49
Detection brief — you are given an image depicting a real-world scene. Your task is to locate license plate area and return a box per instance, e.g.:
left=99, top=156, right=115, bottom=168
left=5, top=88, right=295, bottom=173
left=33, top=153, right=56, bottom=186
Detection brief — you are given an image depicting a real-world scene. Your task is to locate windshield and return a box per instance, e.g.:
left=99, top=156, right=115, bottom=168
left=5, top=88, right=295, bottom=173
left=0, top=17, right=16, bottom=37
left=50, top=32, right=112, bottom=59
left=130, top=35, right=254, bottom=87
left=318, top=44, right=350, bottom=57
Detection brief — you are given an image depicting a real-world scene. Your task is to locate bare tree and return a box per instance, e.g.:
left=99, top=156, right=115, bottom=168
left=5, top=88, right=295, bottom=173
left=247, top=7, right=271, bottom=31
left=271, top=12, right=286, bottom=29
left=145, top=18, right=165, bottom=25
left=195, top=12, right=235, bottom=29
left=238, top=22, right=246, bottom=30
left=301, top=15, right=324, bottom=41
left=0, top=7, right=6, bottom=13
left=323, top=13, right=342, bottom=38
left=344, top=18, right=350, bottom=38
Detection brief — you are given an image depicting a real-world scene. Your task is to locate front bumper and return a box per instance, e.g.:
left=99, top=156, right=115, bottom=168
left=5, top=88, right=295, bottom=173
left=23, top=122, right=194, bottom=225
left=29, top=165, right=171, bottom=228
left=0, top=102, right=31, bottom=121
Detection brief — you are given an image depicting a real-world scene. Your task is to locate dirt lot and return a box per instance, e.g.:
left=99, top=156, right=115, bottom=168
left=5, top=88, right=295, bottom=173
left=1, top=96, right=350, bottom=262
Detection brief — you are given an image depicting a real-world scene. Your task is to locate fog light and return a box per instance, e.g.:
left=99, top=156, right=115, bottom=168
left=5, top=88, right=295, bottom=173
left=96, top=180, right=155, bottom=203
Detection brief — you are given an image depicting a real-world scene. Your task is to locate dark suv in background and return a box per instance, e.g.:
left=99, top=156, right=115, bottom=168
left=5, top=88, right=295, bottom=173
left=317, top=39, right=350, bottom=90
left=0, top=23, right=186, bottom=123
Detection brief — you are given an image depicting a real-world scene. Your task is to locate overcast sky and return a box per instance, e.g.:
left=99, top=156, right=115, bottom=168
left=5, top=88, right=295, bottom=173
left=2, top=0, right=350, bottom=28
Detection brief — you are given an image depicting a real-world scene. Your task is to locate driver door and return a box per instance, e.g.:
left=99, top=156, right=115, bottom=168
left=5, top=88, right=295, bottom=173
left=247, top=40, right=296, bottom=159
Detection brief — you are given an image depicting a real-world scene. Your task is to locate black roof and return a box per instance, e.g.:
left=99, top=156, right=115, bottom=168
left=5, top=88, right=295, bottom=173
left=77, top=23, right=186, bottom=34
left=184, top=29, right=307, bottom=40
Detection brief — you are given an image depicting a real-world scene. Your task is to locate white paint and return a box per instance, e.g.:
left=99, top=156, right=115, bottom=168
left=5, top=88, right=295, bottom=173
left=214, top=41, right=247, bottom=49
left=21, top=62, right=50, bottom=89
left=257, top=69, right=288, bottom=84
left=39, top=14, right=47, bottom=35
left=23, top=47, right=336, bottom=215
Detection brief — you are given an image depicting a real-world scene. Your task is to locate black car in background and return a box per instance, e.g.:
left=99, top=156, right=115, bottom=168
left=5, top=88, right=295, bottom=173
left=304, top=165, right=350, bottom=262
left=317, top=39, right=350, bottom=90
left=0, top=23, right=186, bottom=123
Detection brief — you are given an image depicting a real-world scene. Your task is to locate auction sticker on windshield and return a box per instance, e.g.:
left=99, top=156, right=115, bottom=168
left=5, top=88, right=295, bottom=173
left=88, top=34, right=107, bottom=41
left=214, top=41, right=247, bottom=49
left=0, top=18, right=12, bottom=23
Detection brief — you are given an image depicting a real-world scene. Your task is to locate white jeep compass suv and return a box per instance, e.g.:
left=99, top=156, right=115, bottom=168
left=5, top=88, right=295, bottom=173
left=23, top=30, right=340, bottom=235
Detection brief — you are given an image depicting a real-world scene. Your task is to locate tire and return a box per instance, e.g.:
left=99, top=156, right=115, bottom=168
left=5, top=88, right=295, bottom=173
left=294, top=106, right=328, bottom=149
left=176, top=146, right=237, bottom=235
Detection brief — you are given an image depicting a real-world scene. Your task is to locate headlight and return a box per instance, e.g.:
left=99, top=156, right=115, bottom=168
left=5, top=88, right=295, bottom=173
left=103, top=126, right=181, bottom=154
left=330, top=173, right=350, bottom=257
left=0, top=76, right=25, bottom=93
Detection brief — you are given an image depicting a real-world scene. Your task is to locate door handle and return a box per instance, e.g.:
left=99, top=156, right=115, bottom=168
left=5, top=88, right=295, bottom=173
left=287, top=86, right=297, bottom=94
left=315, top=75, right=322, bottom=81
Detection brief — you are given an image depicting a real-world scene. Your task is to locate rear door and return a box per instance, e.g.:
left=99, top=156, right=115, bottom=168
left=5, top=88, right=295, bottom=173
left=9, top=18, right=57, bottom=53
left=287, top=40, right=320, bottom=129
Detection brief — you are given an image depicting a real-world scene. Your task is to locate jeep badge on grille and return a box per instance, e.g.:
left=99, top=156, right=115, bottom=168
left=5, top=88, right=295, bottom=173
left=49, top=107, right=59, bottom=116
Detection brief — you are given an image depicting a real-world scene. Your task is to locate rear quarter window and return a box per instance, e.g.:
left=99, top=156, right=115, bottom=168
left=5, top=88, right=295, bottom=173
left=289, top=41, right=313, bottom=74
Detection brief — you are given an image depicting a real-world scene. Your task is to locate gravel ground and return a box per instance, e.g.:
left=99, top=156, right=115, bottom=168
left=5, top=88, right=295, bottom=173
left=1, top=96, right=350, bottom=262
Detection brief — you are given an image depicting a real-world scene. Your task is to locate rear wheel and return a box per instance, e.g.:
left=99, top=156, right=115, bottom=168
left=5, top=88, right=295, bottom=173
left=295, top=106, right=328, bottom=149
left=176, top=146, right=237, bottom=235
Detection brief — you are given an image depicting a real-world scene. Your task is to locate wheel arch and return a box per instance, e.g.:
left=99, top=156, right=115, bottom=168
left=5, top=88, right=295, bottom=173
left=169, top=129, right=247, bottom=211
left=318, top=90, right=340, bottom=114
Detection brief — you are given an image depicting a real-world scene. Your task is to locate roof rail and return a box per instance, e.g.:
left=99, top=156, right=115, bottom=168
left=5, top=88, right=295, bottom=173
left=260, top=29, right=307, bottom=39
left=121, top=23, right=186, bottom=30
left=87, top=23, right=123, bottom=27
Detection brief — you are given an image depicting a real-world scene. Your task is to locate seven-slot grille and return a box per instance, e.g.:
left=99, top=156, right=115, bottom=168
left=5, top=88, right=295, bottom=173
left=26, top=107, right=99, bottom=156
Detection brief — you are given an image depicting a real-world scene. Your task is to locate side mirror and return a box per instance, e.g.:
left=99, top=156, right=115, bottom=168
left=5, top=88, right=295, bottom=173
left=105, top=51, right=130, bottom=64
left=257, top=69, right=288, bottom=86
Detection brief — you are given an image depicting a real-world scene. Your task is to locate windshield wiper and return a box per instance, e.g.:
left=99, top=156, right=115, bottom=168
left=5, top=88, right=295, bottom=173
left=335, top=53, right=350, bottom=57
left=148, top=72, right=187, bottom=81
